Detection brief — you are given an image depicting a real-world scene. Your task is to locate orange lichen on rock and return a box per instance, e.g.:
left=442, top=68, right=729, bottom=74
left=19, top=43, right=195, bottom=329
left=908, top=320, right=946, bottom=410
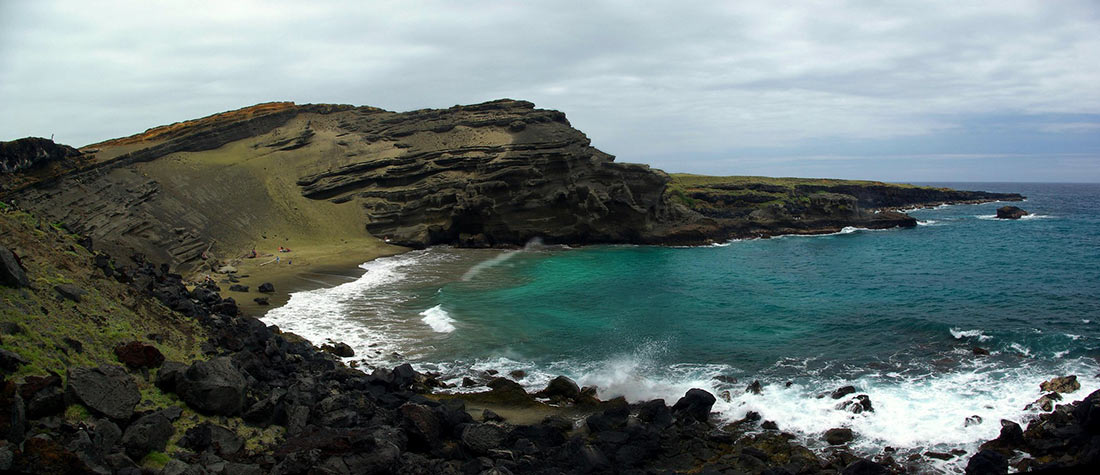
left=88, top=102, right=299, bottom=148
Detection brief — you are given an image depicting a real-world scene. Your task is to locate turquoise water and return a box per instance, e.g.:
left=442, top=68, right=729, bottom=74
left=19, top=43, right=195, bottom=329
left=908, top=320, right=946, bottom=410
left=264, top=183, right=1100, bottom=470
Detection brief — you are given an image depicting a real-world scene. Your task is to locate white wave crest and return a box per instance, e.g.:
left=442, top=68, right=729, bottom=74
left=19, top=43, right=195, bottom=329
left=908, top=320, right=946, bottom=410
left=420, top=305, right=456, bottom=333
left=1009, top=343, right=1033, bottom=357
left=950, top=328, right=992, bottom=342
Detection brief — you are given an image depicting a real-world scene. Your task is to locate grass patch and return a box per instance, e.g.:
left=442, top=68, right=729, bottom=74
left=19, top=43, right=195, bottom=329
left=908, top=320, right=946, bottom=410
left=141, top=451, right=171, bottom=469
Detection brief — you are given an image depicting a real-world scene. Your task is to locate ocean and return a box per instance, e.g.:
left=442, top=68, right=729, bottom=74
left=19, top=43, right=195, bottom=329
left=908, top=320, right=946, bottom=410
left=262, top=182, right=1100, bottom=472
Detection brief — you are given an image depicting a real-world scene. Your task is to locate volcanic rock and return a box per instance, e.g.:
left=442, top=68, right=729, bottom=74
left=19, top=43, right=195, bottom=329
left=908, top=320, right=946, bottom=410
left=831, top=385, right=857, bottom=399
left=535, top=375, right=581, bottom=402
left=258, top=282, right=274, bottom=293
left=1039, top=375, right=1080, bottom=394
left=320, top=341, right=355, bottom=357
left=113, top=341, right=165, bottom=369
left=460, top=423, right=506, bottom=454
left=671, top=388, right=716, bottom=422
left=0, top=246, right=29, bottom=288
left=53, top=284, right=86, bottom=302
left=825, top=427, right=855, bottom=445
left=0, top=349, right=27, bottom=372
left=175, top=357, right=247, bottom=415
left=995, top=206, right=1028, bottom=219
left=120, top=410, right=175, bottom=459
left=65, top=365, right=141, bottom=420
left=965, top=449, right=1008, bottom=474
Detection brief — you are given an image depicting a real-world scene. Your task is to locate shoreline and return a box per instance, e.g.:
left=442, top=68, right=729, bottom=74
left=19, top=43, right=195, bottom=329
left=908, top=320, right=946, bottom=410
left=240, top=196, right=1090, bottom=472
left=235, top=197, right=1018, bottom=310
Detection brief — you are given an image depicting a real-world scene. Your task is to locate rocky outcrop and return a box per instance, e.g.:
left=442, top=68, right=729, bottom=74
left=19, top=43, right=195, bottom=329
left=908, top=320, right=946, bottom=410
left=0, top=246, right=29, bottom=288
left=64, top=366, right=141, bottom=420
left=1041, top=375, right=1081, bottom=394
left=0, top=137, right=81, bottom=175
left=996, top=206, right=1029, bottom=219
left=295, top=99, right=693, bottom=247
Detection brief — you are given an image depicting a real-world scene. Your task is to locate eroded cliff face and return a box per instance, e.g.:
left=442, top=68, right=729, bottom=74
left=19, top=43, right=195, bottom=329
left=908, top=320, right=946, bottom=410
left=0, top=100, right=698, bottom=270
left=294, top=99, right=692, bottom=247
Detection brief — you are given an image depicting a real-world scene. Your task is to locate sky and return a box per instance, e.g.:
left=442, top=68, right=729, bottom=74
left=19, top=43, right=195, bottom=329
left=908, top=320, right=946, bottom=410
left=1, top=0, right=1098, bottom=182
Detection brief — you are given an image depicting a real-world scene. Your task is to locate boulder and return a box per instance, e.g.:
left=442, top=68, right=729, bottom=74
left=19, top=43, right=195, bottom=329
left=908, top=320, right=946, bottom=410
left=228, top=284, right=248, bottom=292
left=0, top=381, right=25, bottom=444
left=671, top=388, right=716, bottom=422
left=1027, top=392, right=1063, bottom=412
left=837, top=394, right=874, bottom=414
left=65, top=365, right=140, bottom=420
left=400, top=403, right=442, bottom=450
left=825, top=427, right=855, bottom=445
left=180, top=422, right=244, bottom=456
left=24, top=379, right=64, bottom=419
left=320, top=341, right=355, bottom=358
left=0, top=349, right=27, bottom=372
left=13, top=437, right=89, bottom=474
left=176, top=357, right=247, bottom=415
left=253, top=297, right=269, bottom=305
left=0, top=246, right=29, bottom=288
left=995, top=206, right=1028, bottom=220
left=113, top=341, right=165, bottom=369
left=53, top=284, right=87, bottom=302
left=258, top=282, right=275, bottom=293
left=1039, top=375, right=1080, bottom=394
left=636, top=399, right=673, bottom=427
left=978, top=419, right=1025, bottom=456
left=155, top=361, right=187, bottom=392
left=482, top=409, right=503, bottom=422
left=842, top=459, right=888, bottom=475
left=972, top=347, right=990, bottom=356
left=120, top=411, right=175, bottom=459
left=831, top=385, right=857, bottom=399
left=965, top=449, right=1008, bottom=474
left=460, top=423, right=506, bottom=454
left=535, top=375, right=581, bottom=402
left=746, top=380, right=763, bottom=394
left=478, top=377, right=537, bottom=406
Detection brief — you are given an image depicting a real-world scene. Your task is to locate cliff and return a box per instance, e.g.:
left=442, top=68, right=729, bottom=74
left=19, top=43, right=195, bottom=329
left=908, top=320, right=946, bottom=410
left=0, top=100, right=1023, bottom=274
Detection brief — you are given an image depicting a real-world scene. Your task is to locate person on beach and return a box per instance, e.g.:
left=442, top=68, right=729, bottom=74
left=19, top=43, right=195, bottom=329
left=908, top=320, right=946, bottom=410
left=248, top=248, right=257, bottom=258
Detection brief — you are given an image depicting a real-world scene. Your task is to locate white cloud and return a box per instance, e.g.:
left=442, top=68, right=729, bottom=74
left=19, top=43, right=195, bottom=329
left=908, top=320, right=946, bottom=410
left=1, top=0, right=1097, bottom=180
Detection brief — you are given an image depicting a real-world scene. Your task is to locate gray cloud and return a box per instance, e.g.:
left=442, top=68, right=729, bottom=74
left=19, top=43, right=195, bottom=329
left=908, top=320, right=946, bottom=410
left=2, top=0, right=1098, bottom=180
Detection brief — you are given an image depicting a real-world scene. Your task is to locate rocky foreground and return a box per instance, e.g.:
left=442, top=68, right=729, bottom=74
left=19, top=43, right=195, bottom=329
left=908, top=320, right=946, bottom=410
left=0, top=206, right=1096, bottom=474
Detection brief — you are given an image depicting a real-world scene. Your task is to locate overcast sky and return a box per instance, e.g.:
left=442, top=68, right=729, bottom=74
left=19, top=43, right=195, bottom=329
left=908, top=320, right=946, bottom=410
left=2, top=1, right=1098, bottom=182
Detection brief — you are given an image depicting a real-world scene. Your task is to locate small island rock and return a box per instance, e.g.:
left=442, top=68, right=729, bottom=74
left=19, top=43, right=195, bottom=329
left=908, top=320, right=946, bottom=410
left=995, top=206, right=1028, bottom=219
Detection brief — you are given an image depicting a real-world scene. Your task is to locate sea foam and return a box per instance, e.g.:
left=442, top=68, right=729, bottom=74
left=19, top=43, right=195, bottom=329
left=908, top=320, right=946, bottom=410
left=420, top=305, right=456, bottom=333
left=261, top=250, right=444, bottom=365
left=950, top=328, right=993, bottom=342
left=426, top=350, right=1099, bottom=474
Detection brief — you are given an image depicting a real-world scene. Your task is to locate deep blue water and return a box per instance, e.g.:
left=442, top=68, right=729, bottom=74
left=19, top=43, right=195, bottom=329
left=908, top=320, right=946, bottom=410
left=265, top=182, right=1100, bottom=469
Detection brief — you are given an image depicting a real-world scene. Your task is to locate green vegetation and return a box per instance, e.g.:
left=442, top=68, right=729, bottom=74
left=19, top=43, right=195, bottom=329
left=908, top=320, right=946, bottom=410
left=141, top=451, right=171, bottom=469
left=0, top=207, right=287, bottom=456
left=0, top=210, right=207, bottom=381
